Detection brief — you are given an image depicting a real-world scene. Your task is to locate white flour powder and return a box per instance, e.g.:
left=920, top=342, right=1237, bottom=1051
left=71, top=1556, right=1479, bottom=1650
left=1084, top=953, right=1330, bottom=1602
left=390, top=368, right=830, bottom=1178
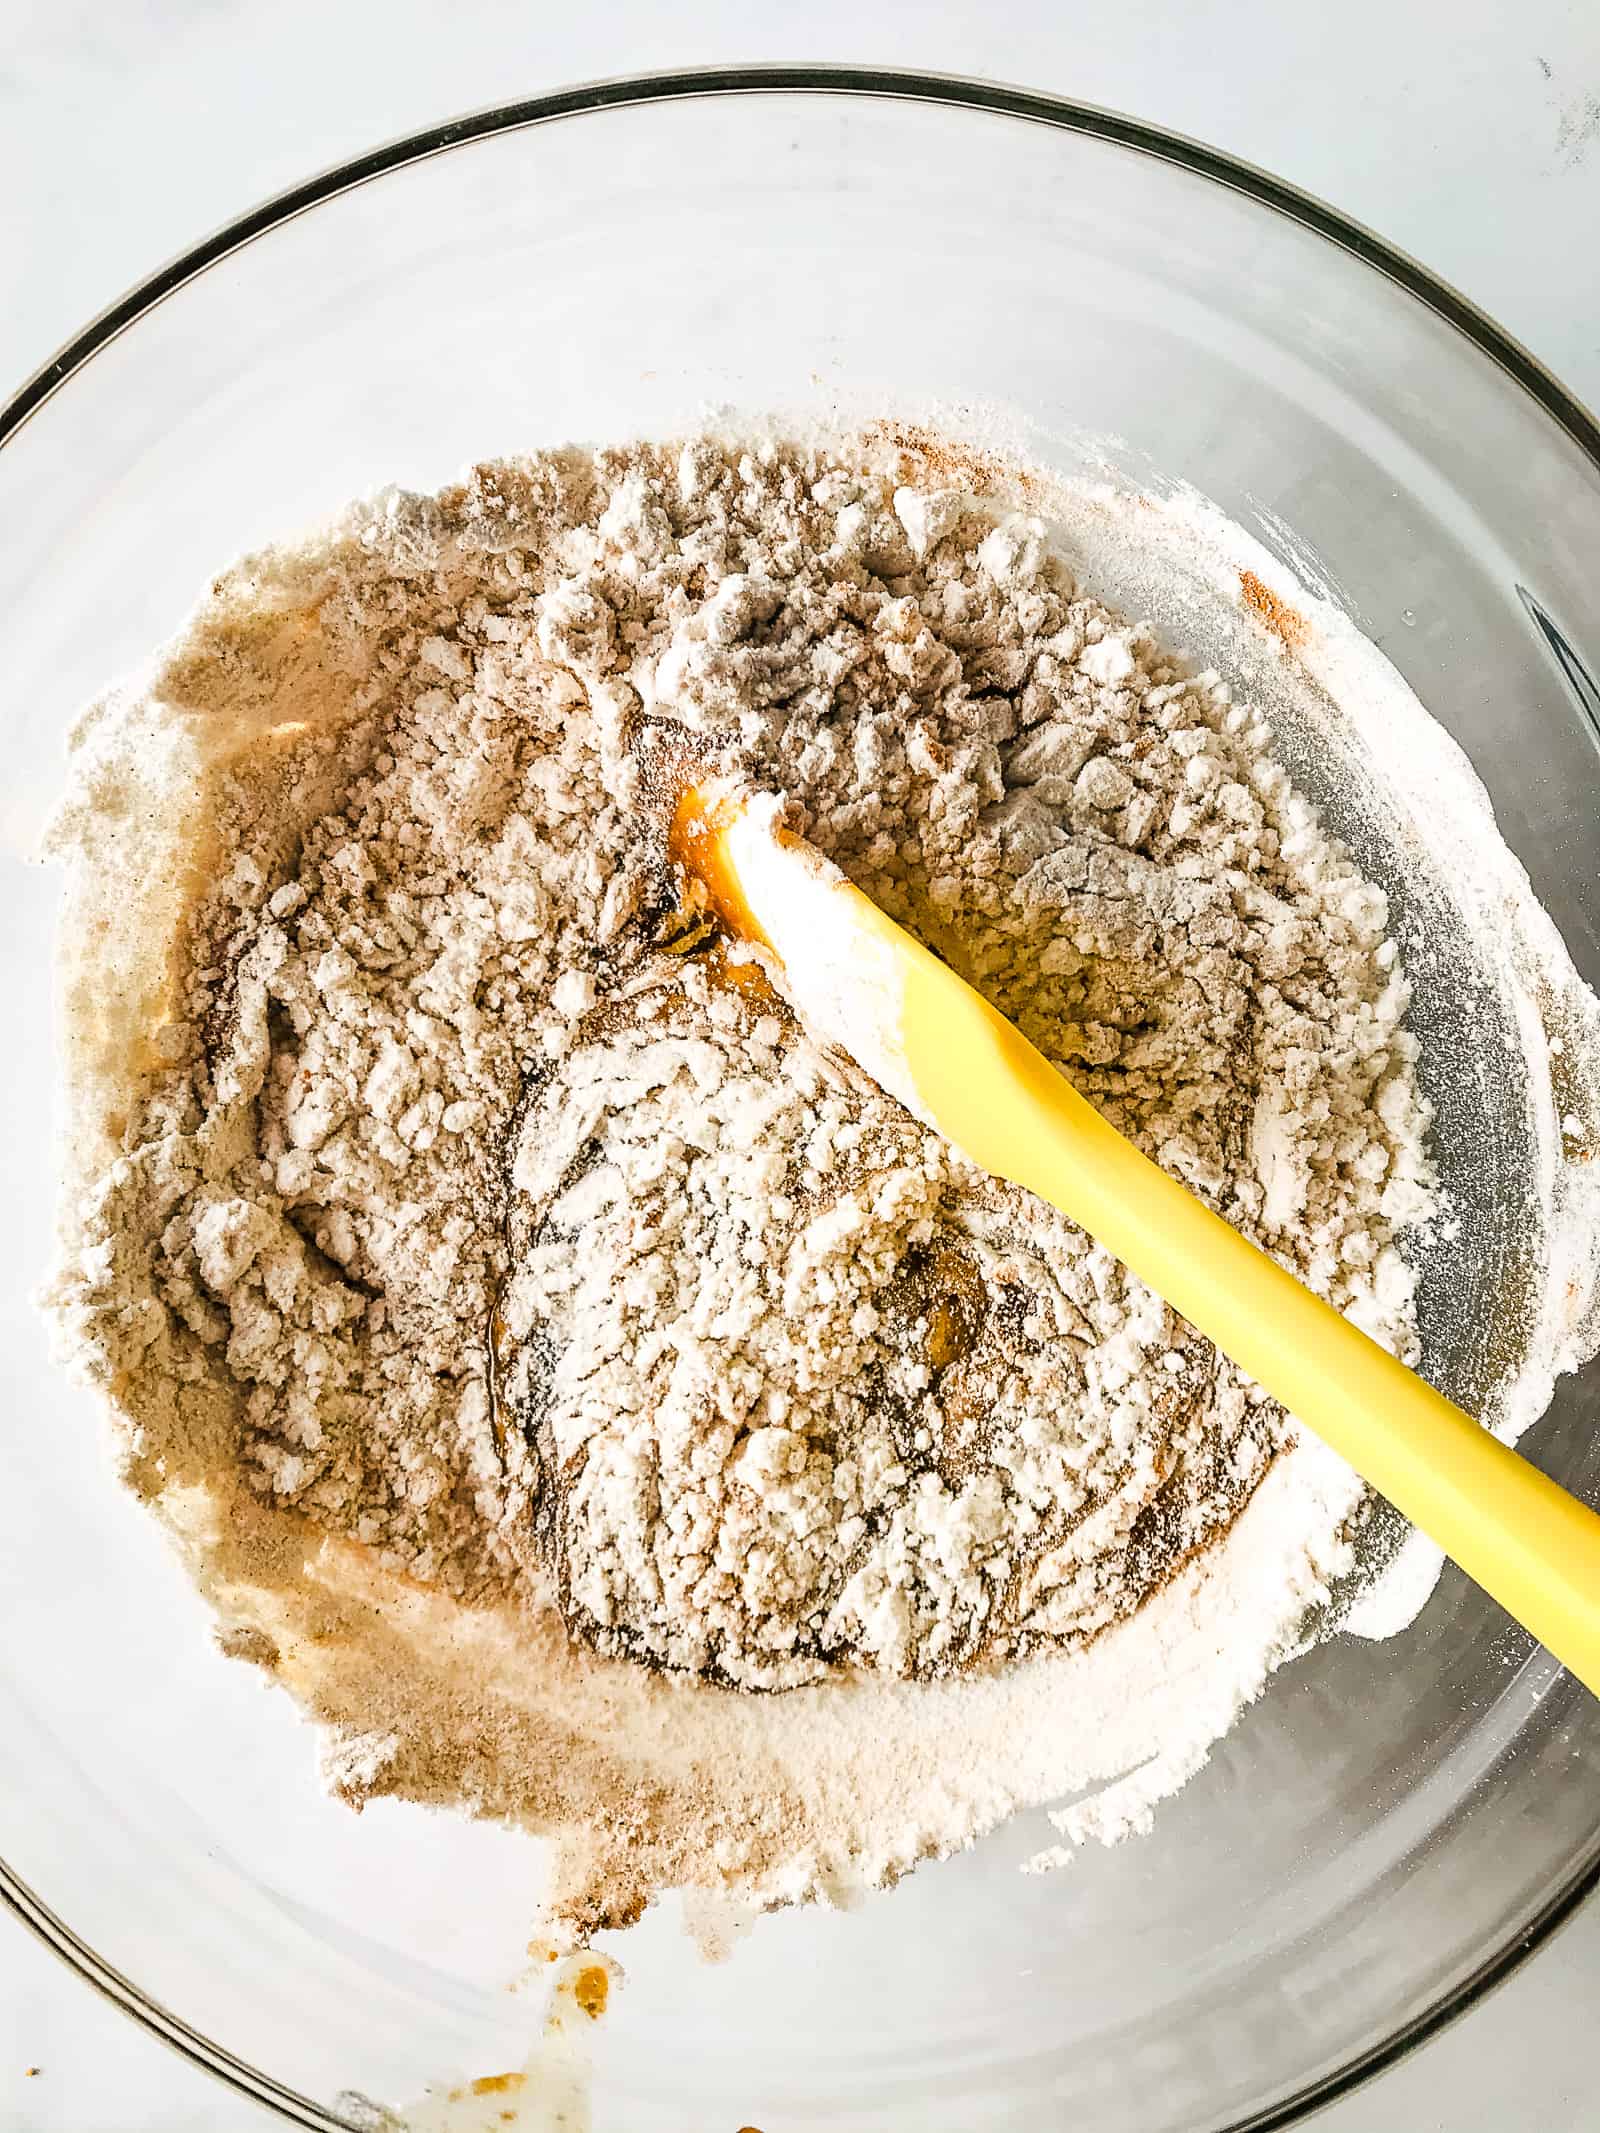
left=43, top=425, right=1580, bottom=1938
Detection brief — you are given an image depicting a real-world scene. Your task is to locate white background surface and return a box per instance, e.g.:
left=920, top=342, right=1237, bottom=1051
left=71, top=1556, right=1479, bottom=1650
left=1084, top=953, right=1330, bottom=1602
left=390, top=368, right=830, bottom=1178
left=3, top=3, right=1600, bottom=2128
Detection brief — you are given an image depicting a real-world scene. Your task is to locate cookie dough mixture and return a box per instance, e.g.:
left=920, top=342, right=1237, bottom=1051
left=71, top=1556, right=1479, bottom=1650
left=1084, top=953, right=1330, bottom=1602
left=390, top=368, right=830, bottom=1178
left=45, top=429, right=1455, bottom=1928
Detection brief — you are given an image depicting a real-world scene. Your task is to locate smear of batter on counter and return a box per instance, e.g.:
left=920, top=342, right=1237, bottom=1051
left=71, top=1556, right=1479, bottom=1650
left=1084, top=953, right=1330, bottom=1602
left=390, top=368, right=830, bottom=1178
left=43, top=425, right=1600, bottom=1938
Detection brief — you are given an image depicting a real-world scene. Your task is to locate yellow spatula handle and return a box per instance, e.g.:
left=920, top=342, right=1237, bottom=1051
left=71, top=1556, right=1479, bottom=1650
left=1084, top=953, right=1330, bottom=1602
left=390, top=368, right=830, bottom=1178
left=877, top=890, right=1600, bottom=1698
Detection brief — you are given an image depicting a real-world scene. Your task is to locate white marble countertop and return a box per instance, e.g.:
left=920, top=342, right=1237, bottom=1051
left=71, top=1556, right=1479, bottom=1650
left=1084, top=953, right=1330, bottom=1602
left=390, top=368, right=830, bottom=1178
left=3, top=2, right=1599, bottom=2127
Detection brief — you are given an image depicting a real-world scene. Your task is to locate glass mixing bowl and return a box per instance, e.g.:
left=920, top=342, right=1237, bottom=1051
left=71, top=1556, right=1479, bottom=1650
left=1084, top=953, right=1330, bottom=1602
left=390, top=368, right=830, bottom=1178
left=3, top=67, right=1599, bottom=2133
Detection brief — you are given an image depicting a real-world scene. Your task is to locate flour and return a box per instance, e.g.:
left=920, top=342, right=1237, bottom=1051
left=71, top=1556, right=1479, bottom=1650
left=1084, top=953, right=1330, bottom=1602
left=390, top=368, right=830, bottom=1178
left=43, top=426, right=1554, bottom=1937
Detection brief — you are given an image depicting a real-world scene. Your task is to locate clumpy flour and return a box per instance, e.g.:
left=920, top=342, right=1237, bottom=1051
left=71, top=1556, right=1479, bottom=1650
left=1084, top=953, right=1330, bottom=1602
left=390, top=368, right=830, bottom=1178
left=41, top=426, right=1591, bottom=1936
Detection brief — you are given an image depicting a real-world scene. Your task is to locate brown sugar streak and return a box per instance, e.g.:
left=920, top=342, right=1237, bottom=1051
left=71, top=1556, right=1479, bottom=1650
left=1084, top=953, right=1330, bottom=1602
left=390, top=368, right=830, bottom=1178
left=1239, top=569, right=1309, bottom=650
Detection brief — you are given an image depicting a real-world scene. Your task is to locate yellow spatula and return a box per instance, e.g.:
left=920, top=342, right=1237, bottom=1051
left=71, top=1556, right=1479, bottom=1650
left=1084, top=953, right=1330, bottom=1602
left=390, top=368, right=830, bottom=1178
left=672, top=781, right=1600, bottom=1697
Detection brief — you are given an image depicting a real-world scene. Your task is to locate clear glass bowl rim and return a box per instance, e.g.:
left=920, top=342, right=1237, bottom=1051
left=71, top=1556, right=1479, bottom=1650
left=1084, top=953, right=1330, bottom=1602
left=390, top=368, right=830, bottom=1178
left=3, top=61, right=1598, bottom=2133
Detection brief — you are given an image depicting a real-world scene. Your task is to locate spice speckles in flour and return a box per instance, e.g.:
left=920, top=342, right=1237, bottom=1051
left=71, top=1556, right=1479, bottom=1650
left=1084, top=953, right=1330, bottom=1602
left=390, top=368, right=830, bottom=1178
left=46, top=429, right=1439, bottom=1931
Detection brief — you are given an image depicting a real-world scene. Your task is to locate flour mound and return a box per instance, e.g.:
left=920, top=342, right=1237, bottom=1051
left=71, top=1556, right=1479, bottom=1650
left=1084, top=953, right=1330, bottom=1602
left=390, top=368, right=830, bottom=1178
left=46, top=430, right=1441, bottom=1928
